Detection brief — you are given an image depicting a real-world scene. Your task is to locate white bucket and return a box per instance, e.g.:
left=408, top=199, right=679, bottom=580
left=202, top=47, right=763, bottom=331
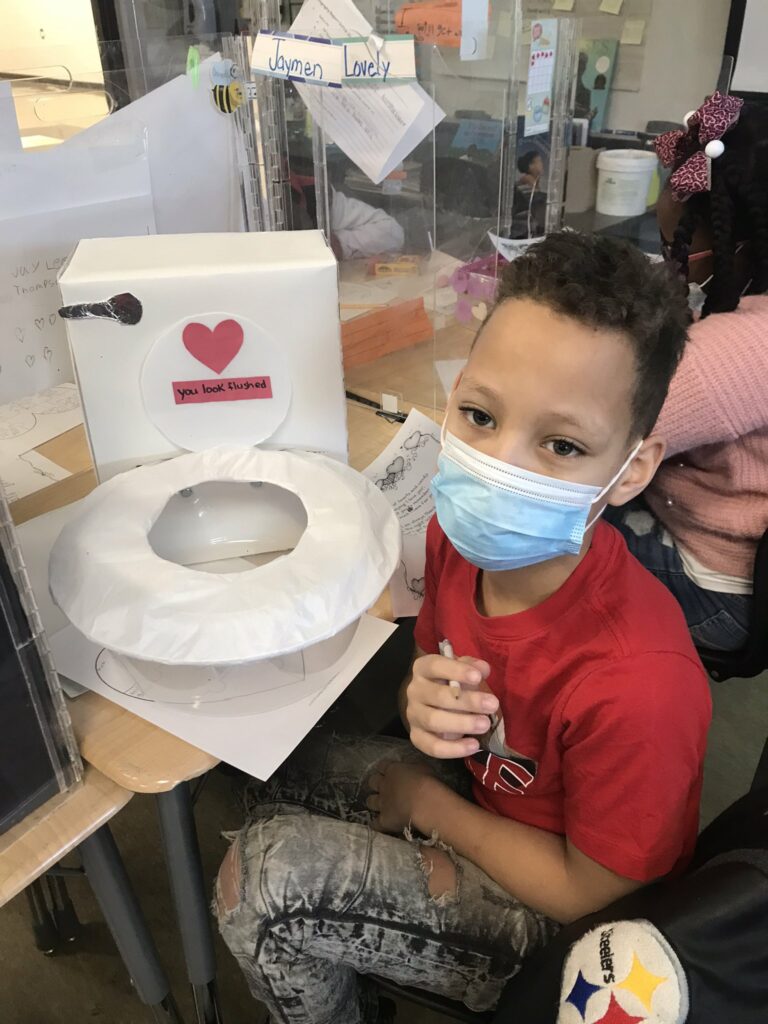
left=596, top=149, right=658, bottom=217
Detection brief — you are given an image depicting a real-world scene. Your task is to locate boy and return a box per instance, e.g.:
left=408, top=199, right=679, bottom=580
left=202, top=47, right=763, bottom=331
left=216, top=232, right=711, bottom=1023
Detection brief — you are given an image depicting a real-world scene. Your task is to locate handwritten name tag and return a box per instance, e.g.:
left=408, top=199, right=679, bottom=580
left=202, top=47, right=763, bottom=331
left=252, top=31, right=343, bottom=87
left=251, top=30, right=416, bottom=87
left=339, top=36, right=416, bottom=84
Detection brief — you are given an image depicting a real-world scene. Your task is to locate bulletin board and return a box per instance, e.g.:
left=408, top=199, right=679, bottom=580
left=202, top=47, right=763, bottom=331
left=525, top=0, right=654, bottom=93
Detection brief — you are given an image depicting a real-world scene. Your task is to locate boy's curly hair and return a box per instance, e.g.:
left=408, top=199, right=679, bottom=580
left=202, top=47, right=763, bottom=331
left=490, top=231, right=690, bottom=438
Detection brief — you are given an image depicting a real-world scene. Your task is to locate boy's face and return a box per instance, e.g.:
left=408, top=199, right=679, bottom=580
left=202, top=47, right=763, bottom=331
left=530, top=155, right=544, bottom=178
left=447, top=298, right=652, bottom=499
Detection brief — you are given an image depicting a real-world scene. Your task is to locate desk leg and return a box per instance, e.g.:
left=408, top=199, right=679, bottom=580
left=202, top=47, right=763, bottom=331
left=156, top=782, right=222, bottom=1024
left=79, top=825, right=185, bottom=1024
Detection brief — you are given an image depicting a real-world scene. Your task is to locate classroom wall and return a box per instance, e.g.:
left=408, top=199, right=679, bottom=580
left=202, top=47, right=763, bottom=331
left=605, top=0, right=732, bottom=131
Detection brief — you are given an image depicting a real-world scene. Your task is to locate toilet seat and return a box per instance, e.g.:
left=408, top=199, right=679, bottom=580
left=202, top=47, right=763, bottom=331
left=49, top=446, right=401, bottom=666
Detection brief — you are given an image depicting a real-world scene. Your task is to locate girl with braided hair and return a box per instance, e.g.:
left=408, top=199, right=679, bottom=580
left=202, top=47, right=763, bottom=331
left=607, top=93, right=768, bottom=651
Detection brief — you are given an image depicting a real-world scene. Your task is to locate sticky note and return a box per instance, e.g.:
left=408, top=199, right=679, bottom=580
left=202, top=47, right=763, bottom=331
left=552, top=0, right=575, bottom=11
left=599, top=0, right=624, bottom=14
left=621, top=18, right=646, bottom=45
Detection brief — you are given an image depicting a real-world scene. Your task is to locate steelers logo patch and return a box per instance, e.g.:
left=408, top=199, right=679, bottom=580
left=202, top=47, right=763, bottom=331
left=557, top=920, right=688, bottom=1024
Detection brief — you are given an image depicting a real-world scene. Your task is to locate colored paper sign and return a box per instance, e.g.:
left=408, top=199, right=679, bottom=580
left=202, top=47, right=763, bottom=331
left=251, top=31, right=343, bottom=88
left=172, top=375, right=273, bottom=404
left=395, top=1, right=462, bottom=47
left=524, top=18, right=558, bottom=138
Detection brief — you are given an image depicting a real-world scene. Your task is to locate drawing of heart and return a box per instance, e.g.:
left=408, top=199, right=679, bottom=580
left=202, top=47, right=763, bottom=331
left=182, top=319, right=244, bottom=375
left=49, top=313, right=57, bottom=326
left=15, top=327, right=24, bottom=342
left=25, top=354, right=35, bottom=367
left=43, top=347, right=53, bottom=361
left=34, top=318, right=45, bottom=331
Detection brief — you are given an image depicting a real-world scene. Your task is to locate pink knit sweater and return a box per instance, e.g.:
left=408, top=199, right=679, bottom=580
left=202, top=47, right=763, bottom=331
left=646, top=294, right=768, bottom=581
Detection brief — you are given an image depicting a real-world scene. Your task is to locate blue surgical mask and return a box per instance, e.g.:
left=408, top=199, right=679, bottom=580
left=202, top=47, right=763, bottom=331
left=431, top=430, right=642, bottom=571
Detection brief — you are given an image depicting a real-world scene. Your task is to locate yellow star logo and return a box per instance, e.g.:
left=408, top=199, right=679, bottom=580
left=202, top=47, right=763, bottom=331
left=617, top=952, right=668, bottom=1011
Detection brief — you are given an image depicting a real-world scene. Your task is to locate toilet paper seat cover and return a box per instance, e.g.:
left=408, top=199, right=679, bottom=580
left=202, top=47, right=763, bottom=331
left=49, top=446, right=401, bottom=666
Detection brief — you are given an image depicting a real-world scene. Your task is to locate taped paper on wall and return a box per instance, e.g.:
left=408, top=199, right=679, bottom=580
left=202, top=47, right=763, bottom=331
left=524, top=17, right=558, bottom=138
left=362, top=408, right=440, bottom=617
left=291, top=0, right=444, bottom=183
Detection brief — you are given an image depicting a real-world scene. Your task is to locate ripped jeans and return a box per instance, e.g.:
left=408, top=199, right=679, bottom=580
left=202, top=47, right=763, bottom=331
left=215, top=734, right=557, bottom=1024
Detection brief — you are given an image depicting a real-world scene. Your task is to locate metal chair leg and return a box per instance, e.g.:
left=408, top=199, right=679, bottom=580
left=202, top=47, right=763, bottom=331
left=78, top=824, right=186, bottom=1023
left=156, top=782, right=222, bottom=1024
left=26, top=880, right=58, bottom=955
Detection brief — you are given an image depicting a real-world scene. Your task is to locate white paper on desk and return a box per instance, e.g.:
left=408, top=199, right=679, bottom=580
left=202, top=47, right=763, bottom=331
left=0, top=139, right=155, bottom=404
left=67, top=56, right=242, bottom=235
left=0, top=450, right=70, bottom=503
left=0, top=383, right=82, bottom=457
left=290, top=0, right=445, bottom=184
left=0, top=82, right=21, bottom=155
left=49, top=616, right=397, bottom=780
left=362, top=408, right=439, bottom=617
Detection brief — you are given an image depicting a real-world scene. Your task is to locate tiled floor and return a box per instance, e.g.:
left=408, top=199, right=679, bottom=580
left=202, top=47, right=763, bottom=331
left=2, top=670, right=766, bottom=1023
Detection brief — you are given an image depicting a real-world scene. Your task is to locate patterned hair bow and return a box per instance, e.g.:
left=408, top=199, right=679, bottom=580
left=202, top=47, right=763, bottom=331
left=654, top=91, right=744, bottom=200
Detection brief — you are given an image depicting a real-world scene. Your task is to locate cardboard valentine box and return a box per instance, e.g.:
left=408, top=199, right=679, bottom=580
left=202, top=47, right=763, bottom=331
left=58, top=232, right=346, bottom=481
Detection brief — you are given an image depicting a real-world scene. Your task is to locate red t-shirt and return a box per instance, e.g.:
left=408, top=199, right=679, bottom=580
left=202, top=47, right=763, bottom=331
left=414, top=517, right=711, bottom=882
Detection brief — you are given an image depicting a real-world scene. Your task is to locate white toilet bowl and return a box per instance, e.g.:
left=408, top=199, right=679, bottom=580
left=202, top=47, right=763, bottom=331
left=49, top=447, right=401, bottom=686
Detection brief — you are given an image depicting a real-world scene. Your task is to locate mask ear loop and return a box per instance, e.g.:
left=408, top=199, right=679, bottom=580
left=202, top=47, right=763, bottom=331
left=585, top=439, right=644, bottom=531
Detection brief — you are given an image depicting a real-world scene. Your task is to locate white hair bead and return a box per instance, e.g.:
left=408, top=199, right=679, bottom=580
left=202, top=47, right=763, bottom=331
left=705, top=139, right=725, bottom=159
left=684, top=110, right=697, bottom=126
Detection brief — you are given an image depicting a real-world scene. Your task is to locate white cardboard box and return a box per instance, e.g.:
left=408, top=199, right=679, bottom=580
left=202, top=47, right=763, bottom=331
left=58, top=231, right=347, bottom=481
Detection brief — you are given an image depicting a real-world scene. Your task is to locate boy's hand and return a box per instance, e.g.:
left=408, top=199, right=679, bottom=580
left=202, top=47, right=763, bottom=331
left=405, top=654, right=498, bottom=759
left=366, top=761, right=436, bottom=834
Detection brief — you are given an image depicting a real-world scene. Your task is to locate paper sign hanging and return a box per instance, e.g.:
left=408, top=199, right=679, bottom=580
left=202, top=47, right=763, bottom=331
left=251, top=31, right=344, bottom=88
left=338, top=36, right=417, bottom=83
left=251, top=29, right=417, bottom=87
left=460, top=0, right=490, bottom=61
left=524, top=18, right=558, bottom=138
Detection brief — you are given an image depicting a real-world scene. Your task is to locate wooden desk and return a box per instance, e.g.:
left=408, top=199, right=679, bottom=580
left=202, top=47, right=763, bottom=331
left=7, top=399, right=420, bottom=1024
left=0, top=766, right=183, bottom=1020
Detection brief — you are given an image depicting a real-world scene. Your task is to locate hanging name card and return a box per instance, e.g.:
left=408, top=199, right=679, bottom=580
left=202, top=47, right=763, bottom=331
left=252, top=31, right=343, bottom=88
left=338, top=36, right=416, bottom=84
left=251, top=30, right=416, bottom=87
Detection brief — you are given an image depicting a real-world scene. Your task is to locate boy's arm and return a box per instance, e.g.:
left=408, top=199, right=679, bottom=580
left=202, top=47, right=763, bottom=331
left=408, top=777, right=641, bottom=924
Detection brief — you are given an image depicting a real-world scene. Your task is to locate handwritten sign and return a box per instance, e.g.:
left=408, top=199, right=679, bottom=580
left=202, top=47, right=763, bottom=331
left=396, top=1, right=462, bottom=47
left=251, top=30, right=416, bottom=87
left=172, top=375, right=273, bottom=405
left=252, top=31, right=343, bottom=87
left=339, top=36, right=416, bottom=84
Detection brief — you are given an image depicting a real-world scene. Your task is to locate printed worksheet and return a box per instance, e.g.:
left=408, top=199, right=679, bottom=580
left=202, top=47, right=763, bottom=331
left=363, top=408, right=440, bottom=617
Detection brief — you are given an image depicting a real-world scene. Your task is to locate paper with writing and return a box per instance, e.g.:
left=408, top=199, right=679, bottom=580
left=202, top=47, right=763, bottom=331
left=291, top=0, right=444, bottom=183
left=460, top=0, right=490, bottom=61
left=252, top=31, right=343, bottom=87
left=524, top=17, right=558, bottom=138
left=362, top=408, right=440, bottom=617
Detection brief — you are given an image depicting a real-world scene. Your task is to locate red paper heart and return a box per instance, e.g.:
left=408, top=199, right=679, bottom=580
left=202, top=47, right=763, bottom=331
left=182, top=319, right=244, bottom=375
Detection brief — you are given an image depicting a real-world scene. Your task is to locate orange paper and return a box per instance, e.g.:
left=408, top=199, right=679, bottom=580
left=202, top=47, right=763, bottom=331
left=395, top=1, right=463, bottom=48
left=341, top=298, right=433, bottom=370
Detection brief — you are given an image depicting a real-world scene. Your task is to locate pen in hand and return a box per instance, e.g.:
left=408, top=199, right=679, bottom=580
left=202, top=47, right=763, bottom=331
left=438, top=638, right=466, bottom=741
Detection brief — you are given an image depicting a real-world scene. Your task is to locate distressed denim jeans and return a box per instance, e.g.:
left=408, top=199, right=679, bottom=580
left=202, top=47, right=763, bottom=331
left=215, top=733, right=557, bottom=1024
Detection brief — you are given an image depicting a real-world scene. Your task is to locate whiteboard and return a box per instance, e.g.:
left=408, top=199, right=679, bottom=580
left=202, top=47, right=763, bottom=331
left=732, top=1, right=768, bottom=93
